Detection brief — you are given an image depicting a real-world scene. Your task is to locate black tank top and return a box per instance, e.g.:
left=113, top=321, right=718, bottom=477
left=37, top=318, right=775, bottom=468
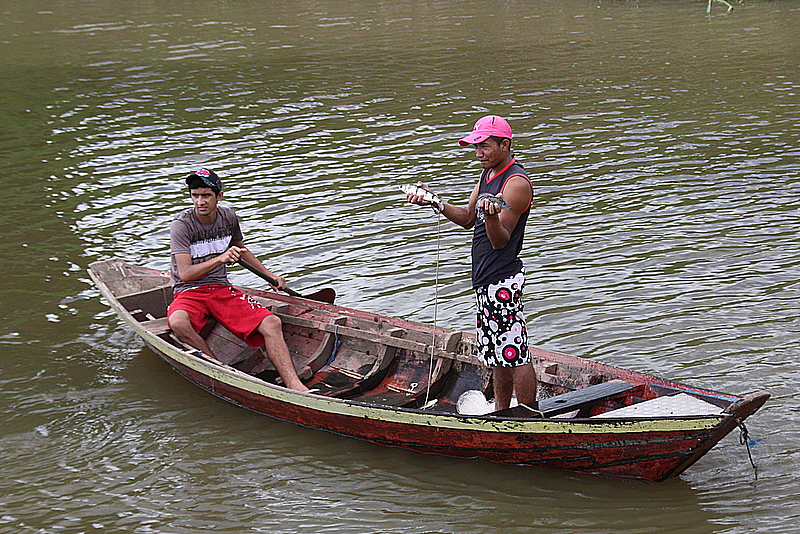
left=471, top=158, right=532, bottom=288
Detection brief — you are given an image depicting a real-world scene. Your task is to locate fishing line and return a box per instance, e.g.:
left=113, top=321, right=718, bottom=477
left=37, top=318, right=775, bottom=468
left=424, top=209, right=441, bottom=408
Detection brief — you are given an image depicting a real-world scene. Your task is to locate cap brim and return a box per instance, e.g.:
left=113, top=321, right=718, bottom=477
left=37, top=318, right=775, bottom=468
left=458, top=133, right=490, bottom=146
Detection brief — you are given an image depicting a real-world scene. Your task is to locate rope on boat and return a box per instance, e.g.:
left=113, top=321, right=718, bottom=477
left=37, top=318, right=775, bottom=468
left=325, top=324, right=341, bottom=367
left=424, top=210, right=441, bottom=408
left=738, top=419, right=763, bottom=480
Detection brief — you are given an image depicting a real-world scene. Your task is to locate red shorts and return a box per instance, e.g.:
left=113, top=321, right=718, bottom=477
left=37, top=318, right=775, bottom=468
left=167, top=285, right=273, bottom=347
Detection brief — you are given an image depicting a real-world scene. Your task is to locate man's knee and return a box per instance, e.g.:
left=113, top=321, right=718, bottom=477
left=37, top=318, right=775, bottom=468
left=259, top=314, right=283, bottom=338
left=168, top=310, right=193, bottom=335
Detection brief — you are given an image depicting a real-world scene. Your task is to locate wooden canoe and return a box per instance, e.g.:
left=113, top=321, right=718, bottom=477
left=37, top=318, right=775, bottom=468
left=88, top=258, right=769, bottom=481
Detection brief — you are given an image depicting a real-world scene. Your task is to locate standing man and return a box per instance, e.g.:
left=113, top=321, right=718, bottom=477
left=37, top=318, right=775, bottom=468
left=167, top=168, right=308, bottom=392
left=406, top=115, right=537, bottom=411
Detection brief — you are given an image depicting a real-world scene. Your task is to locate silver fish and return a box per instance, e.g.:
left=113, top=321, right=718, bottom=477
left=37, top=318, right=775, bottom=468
left=476, top=193, right=511, bottom=210
left=400, top=183, right=444, bottom=212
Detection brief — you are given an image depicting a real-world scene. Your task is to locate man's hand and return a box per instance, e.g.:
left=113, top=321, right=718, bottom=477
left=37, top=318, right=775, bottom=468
left=221, top=245, right=247, bottom=265
left=479, top=193, right=506, bottom=217
left=270, top=275, right=288, bottom=291
left=405, top=181, right=434, bottom=206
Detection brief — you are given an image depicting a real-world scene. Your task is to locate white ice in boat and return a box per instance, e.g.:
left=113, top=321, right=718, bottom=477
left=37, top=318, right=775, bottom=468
left=456, top=390, right=518, bottom=415
left=456, top=389, right=722, bottom=418
left=591, top=392, right=723, bottom=418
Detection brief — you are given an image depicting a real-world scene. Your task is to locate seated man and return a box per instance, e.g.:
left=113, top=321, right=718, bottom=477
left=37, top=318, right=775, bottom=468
left=167, top=168, right=308, bottom=392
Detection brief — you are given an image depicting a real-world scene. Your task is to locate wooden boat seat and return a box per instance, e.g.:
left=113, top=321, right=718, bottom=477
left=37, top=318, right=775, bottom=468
left=136, top=306, right=270, bottom=373
left=140, top=316, right=171, bottom=336
left=117, top=285, right=173, bottom=320
left=493, top=379, right=637, bottom=418
left=204, top=322, right=262, bottom=367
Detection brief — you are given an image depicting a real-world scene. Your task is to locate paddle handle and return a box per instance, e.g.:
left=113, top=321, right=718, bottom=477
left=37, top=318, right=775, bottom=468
left=237, top=259, right=302, bottom=298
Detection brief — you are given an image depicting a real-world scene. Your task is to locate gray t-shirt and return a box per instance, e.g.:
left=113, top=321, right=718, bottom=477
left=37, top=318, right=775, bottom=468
left=170, top=205, right=243, bottom=294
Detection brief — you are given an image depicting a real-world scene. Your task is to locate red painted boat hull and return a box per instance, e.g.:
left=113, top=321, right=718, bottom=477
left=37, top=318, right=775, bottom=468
left=151, top=340, right=765, bottom=481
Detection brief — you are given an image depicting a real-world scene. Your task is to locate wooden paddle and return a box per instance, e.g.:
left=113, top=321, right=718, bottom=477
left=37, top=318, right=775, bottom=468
left=237, top=259, right=335, bottom=304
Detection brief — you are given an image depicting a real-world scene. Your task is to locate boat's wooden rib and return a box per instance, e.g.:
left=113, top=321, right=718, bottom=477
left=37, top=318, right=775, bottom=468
left=88, top=258, right=770, bottom=481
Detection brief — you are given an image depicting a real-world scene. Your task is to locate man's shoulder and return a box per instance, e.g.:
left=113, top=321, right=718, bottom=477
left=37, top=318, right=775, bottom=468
left=509, top=159, right=527, bottom=175
left=508, top=159, right=531, bottom=184
left=171, top=208, right=196, bottom=226
left=504, top=165, right=533, bottom=201
left=216, top=205, right=237, bottom=218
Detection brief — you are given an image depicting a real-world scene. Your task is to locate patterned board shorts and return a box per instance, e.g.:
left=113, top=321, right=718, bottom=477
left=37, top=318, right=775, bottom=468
left=474, top=269, right=530, bottom=368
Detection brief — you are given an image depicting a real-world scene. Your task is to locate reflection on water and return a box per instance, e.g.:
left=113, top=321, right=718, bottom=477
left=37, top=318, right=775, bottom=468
left=1, top=1, right=799, bottom=533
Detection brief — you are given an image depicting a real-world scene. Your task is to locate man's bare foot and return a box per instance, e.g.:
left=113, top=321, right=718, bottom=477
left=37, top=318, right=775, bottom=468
left=285, top=380, right=309, bottom=393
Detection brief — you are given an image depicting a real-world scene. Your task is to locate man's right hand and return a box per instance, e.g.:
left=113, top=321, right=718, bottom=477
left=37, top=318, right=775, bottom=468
left=405, top=181, right=434, bottom=206
left=221, top=246, right=247, bottom=265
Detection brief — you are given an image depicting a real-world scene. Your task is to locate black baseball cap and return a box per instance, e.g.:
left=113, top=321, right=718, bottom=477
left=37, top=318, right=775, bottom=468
left=186, top=168, right=223, bottom=191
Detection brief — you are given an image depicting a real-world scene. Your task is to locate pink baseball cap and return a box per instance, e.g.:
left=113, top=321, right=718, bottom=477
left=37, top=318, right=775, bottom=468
left=458, top=115, right=513, bottom=146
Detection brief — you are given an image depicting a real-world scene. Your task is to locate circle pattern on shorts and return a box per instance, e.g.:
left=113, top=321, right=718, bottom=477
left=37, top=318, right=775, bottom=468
left=475, top=270, right=529, bottom=367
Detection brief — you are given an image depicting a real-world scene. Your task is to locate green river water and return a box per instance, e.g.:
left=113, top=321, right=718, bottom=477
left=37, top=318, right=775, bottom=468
left=1, top=1, right=798, bottom=533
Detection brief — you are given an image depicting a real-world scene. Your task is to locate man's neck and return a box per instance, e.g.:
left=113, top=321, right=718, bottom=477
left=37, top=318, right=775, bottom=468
left=489, top=155, right=515, bottom=177
left=194, top=208, right=218, bottom=224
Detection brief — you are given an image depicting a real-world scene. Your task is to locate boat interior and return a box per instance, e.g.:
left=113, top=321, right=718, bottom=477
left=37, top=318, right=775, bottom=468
left=98, top=260, right=736, bottom=419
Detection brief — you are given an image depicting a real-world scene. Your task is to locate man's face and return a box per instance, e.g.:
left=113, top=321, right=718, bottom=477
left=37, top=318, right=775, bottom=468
left=473, top=138, right=508, bottom=170
left=190, top=186, right=222, bottom=219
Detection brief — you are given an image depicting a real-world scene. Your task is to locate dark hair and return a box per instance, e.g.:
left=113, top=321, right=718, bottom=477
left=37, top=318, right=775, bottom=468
left=187, top=175, right=221, bottom=194
left=489, top=136, right=512, bottom=148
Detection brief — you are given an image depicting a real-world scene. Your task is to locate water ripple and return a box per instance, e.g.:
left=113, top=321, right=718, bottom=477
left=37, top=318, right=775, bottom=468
left=2, top=1, right=798, bottom=533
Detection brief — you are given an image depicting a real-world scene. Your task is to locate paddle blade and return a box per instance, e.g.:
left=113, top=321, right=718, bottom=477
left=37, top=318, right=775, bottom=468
left=303, top=288, right=336, bottom=304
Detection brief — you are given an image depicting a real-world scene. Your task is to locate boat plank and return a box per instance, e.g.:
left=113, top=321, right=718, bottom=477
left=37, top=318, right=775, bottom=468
left=275, top=312, right=479, bottom=365
left=495, top=379, right=639, bottom=418
left=140, top=317, right=170, bottom=336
